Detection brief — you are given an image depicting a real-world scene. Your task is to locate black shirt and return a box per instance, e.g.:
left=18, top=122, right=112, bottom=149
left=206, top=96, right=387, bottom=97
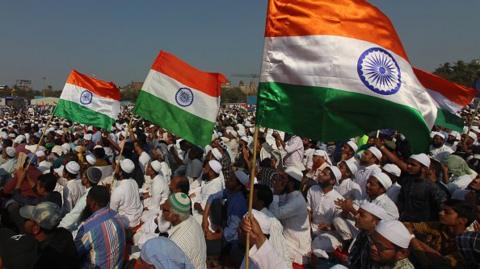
left=35, top=227, right=80, bottom=269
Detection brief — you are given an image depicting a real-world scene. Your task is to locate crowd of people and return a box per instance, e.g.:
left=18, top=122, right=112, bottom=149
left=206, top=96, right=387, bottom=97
left=0, top=104, right=480, bottom=269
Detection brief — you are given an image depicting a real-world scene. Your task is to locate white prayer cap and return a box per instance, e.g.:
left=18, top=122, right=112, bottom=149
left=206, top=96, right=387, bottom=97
left=343, top=158, right=358, bottom=175
left=367, top=146, right=382, bottom=160
left=65, top=161, right=80, bottom=175
left=25, top=144, right=36, bottom=153
left=371, top=172, right=392, bottom=190
left=240, top=136, right=249, bottom=144
left=285, top=166, right=303, bottom=182
left=234, top=169, right=250, bottom=187
left=360, top=202, right=391, bottom=220
left=35, top=151, right=45, bottom=158
left=61, top=143, right=70, bottom=154
left=14, top=135, right=25, bottom=144
left=431, top=131, right=446, bottom=140
left=211, top=148, right=223, bottom=161
left=86, top=154, right=96, bottom=166
left=0, top=132, right=7, bottom=139
left=150, top=160, right=162, bottom=173
left=225, top=129, right=238, bottom=137
left=8, top=133, right=15, bottom=138
left=55, top=130, right=64, bottom=136
left=471, top=126, right=480, bottom=134
left=51, top=145, right=63, bottom=156
left=313, top=149, right=332, bottom=165
left=93, top=144, right=103, bottom=150
left=5, top=147, right=15, bottom=157
left=84, top=133, right=92, bottom=141
left=382, top=163, right=401, bottom=177
left=375, top=220, right=413, bottom=249
left=346, top=141, right=358, bottom=152
left=87, top=126, right=93, bottom=131
left=467, top=131, right=477, bottom=142
left=120, top=159, right=135, bottom=174
left=327, top=166, right=342, bottom=182
left=409, top=153, right=430, bottom=168
left=208, top=160, right=222, bottom=174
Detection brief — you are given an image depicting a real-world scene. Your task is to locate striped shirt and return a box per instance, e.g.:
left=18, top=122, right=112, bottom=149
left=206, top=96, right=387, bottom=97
left=169, top=216, right=207, bottom=269
left=75, top=207, right=126, bottom=269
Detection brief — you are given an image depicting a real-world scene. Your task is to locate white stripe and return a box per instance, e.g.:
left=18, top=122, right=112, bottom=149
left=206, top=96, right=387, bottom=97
left=260, top=35, right=438, bottom=128
left=60, top=83, right=120, bottom=119
left=427, top=89, right=463, bottom=114
left=142, top=69, right=219, bottom=122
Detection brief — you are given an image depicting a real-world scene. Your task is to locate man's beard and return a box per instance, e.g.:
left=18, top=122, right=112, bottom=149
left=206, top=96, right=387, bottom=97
left=80, top=206, right=93, bottom=222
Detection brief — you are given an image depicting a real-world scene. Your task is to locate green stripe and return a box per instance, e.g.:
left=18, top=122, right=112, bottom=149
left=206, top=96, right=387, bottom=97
left=134, top=91, right=214, bottom=146
left=434, top=109, right=465, bottom=132
left=256, top=82, right=431, bottom=153
left=54, top=100, right=114, bottom=131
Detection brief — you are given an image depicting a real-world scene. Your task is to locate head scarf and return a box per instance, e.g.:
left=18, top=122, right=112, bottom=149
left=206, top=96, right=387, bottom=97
left=445, top=155, right=473, bottom=177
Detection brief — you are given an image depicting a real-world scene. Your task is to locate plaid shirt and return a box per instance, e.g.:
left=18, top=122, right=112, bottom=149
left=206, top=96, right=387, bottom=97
left=75, top=207, right=126, bottom=269
left=456, top=232, right=480, bottom=268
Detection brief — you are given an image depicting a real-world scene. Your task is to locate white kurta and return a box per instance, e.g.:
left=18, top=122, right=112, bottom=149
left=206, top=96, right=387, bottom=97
left=369, top=193, right=399, bottom=220
left=62, top=178, right=86, bottom=213
left=240, top=240, right=290, bottom=269
left=110, top=178, right=143, bottom=228
left=354, top=164, right=381, bottom=199
left=334, top=178, right=363, bottom=201
left=306, top=186, right=344, bottom=234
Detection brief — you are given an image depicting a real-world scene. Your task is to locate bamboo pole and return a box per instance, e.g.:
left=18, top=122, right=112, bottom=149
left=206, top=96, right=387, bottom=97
left=244, top=126, right=260, bottom=269
left=25, top=106, right=56, bottom=170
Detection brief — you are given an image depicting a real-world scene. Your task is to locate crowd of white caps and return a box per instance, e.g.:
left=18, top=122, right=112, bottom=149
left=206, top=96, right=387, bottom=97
left=0, top=103, right=480, bottom=269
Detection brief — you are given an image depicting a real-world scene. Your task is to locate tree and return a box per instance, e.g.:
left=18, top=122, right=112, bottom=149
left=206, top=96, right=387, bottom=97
left=434, top=59, right=480, bottom=87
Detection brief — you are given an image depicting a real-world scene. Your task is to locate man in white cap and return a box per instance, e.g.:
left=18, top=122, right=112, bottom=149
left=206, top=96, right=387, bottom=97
left=191, top=160, right=224, bottom=224
left=0, top=146, right=17, bottom=176
left=335, top=158, right=362, bottom=201
left=62, top=161, right=86, bottom=214
left=454, top=131, right=476, bottom=159
left=339, top=140, right=358, bottom=163
left=141, top=160, right=170, bottom=223
left=397, top=153, right=446, bottom=222
left=369, top=220, right=414, bottom=268
left=430, top=131, right=453, bottom=161
left=308, top=166, right=345, bottom=260
left=305, top=149, right=331, bottom=180
left=269, top=167, right=311, bottom=267
left=162, top=193, right=207, bottom=269
left=382, top=163, right=402, bottom=203
left=272, top=132, right=304, bottom=168
left=110, top=158, right=143, bottom=228
left=355, top=147, right=382, bottom=199
left=348, top=202, right=392, bottom=269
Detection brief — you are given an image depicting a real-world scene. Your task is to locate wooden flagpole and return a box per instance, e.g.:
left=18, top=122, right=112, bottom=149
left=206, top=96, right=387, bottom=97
left=244, top=125, right=260, bottom=269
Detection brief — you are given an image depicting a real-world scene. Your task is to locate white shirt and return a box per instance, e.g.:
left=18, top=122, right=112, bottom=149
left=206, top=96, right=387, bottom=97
left=240, top=240, right=290, bottom=269
left=147, top=174, right=170, bottom=212
left=307, top=187, right=344, bottom=233
left=62, top=178, right=86, bottom=213
left=369, top=193, right=399, bottom=220
left=386, top=182, right=401, bottom=204
left=283, top=136, right=304, bottom=167
left=110, top=178, right=143, bottom=228
left=169, top=216, right=207, bottom=269
left=355, top=164, right=381, bottom=199
left=138, top=151, right=151, bottom=174
left=59, top=187, right=91, bottom=231
left=269, top=191, right=311, bottom=265
left=199, top=176, right=224, bottom=207
left=429, top=144, right=453, bottom=161
left=303, top=148, right=315, bottom=170
left=335, top=178, right=363, bottom=201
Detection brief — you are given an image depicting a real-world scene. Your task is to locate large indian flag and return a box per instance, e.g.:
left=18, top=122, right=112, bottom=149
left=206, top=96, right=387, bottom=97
left=256, top=0, right=438, bottom=152
left=414, top=67, right=475, bottom=132
left=134, top=51, right=227, bottom=146
left=55, top=70, right=120, bottom=131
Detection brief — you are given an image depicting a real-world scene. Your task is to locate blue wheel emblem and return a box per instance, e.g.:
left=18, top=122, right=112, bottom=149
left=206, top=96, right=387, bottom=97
left=357, top=47, right=401, bottom=95
left=80, top=90, right=93, bottom=105
left=175, top=88, right=194, bottom=107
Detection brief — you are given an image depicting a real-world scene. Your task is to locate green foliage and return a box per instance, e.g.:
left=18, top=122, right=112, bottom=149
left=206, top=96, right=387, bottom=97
left=221, top=87, right=246, bottom=104
left=434, top=59, right=480, bottom=87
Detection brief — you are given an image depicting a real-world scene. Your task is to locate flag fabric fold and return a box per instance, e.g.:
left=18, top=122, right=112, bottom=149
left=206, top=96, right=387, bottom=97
left=134, top=51, right=227, bottom=146
left=54, top=70, right=120, bottom=131
left=256, top=0, right=438, bottom=152
left=414, top=67, right=476, bottom=132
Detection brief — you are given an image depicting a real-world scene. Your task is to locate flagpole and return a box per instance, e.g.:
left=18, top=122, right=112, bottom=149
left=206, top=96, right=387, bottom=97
left=25, top=105, right=56, bottom=170
left=245, top=125, right=260, bottom=269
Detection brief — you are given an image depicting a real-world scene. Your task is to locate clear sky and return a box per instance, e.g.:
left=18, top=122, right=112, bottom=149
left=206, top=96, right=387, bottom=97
left=0, top=0, right=478, bottom=90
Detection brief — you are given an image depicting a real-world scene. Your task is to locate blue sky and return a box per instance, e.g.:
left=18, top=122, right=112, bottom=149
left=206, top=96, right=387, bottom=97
left=0, top=1, right=478, bottom=90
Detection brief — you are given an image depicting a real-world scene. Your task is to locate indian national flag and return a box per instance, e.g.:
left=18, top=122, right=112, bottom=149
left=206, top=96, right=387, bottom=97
left=414, top=67, right=475, bottom=132
left=134, top=51, right=227, bottom=146
left=256, top=0, right=438, bottom=152
left=55, top=70, right=120, bottom=131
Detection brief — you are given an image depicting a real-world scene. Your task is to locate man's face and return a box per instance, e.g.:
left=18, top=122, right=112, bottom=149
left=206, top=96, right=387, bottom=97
left=355, top=208, right=378, bottom=231
left=317, top=169, right=334, bottom=186
left=360, top=150, right=376, bottom=165
left=439, top=205, right=459, bottom=226
left=432, top=135, right=444, bottom=148
left=312, top=155, right=325, bottom=165
left=366, top=176, right=385, bottom=198
left=161, top=200, right=176, bottom=223
left=338, top=161, right=350, bottom=178
left=341, top=144, right=353, bottom=157
left=406, top=159, right=423, bottom=176
left=369, top=231, right=398, bottom=264
left=23, top=219, right=39, bottom=236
